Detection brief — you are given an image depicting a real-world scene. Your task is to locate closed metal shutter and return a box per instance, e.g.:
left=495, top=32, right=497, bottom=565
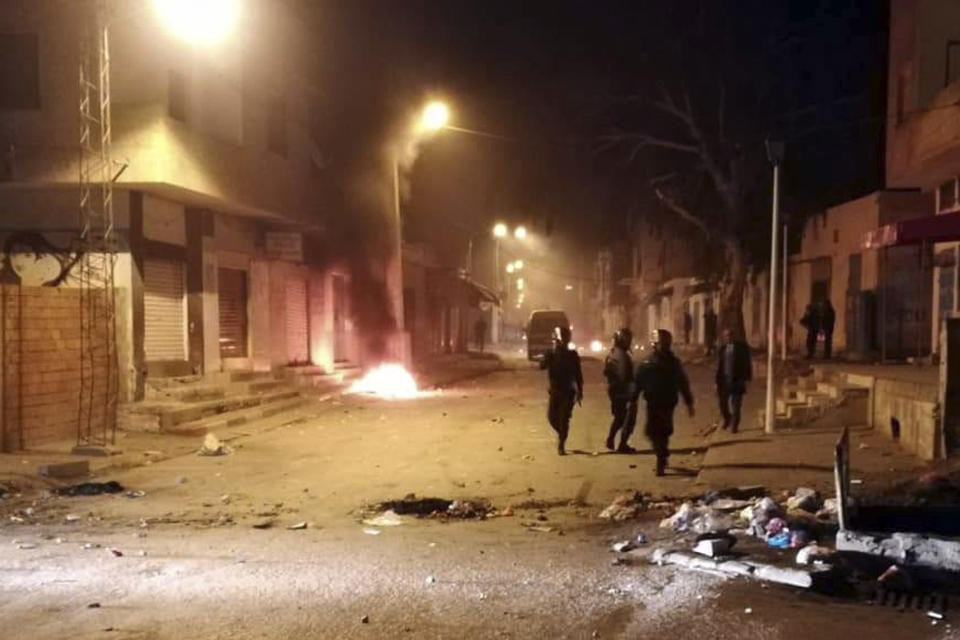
left=218, top=267, right=248, bottom=358
left=144, top=258, right=186, bottom=361
left=285, top=277, right=309, bottom=364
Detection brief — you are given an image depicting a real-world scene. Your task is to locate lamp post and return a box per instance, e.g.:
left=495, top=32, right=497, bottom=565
left=764, top=140, right=784, bottom=434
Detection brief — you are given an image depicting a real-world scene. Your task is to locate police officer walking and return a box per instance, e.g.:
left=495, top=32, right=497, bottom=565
left=540, top=326, right=583, bottom=456
left=636, top=329, right=695, bottom=476
left=604, top=328, right=637, bottom=453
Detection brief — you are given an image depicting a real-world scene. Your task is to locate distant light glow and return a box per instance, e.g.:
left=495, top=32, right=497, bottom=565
left=514, top=260, right=524, bottom=269
left=152, top=0, right=240, bottom=45
left=421, top=101, right=450, bottom=131
left=568, top=342, right=576, bottom=350
left=516, top=278, right=524, bottom=290
left=565, top=284, right=574, bottom=291
left=590, top=339, right=603, bottom=353
left=493, top=223, right=508, bottom=238
left=506, top=263, right=515, bottom=274
left=514, top=226, right=527, bottom=239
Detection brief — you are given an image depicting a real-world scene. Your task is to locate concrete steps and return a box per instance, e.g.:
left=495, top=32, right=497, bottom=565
left=759, top=368, right=869, bottom=431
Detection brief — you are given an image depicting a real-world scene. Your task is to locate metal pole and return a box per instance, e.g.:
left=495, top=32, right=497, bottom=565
left=392, top=153, right=404, bottom=331
left=781, top=223, right=788, bottom=361
left=764, top=163, right=781, bottom=434
left=466, top=236, right=473, bottom=274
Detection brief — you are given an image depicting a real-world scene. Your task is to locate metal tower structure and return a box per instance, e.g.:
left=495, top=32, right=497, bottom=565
left=76, top=0, right=118, bottom=449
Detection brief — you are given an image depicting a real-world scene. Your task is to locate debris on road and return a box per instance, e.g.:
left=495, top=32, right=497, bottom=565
left=361, top=615, right=370, bottom=624
left=197, top=433, right=232, bottom=456
left=251, top=519, right=275, bottom=530
left=693, top=533, right=736, bottom=557
left=287, top=522, right=308, bottom=530
left=53, top=481, right=124, bottom=497
left=370, top=496, right=496, bottom=521
left=425, top=575, right=436, bottom=584
left=124, top=490, right=146, bottom=499
left=106, top=548, right=123, bottom=557
left=785, top=487, right=821, bottom=513
left=598, top=492, right=645, bottom=521
left=611, top=540, right=636, bottom=553
left=362, top=510, right=405, bottom=527
left=362, top=528, right=381, bottom=536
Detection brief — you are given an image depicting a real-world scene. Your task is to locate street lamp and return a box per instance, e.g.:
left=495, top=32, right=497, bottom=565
left=764, top=139, right=784, bottom=435
left=514, top=225, right=527, bottom=240
left=514, top=260, right=524, bottom=270
left=505, top=263, right=515, bottom=274
left=152, top=0, right=240, bottom=45
left=493, top=223, right=508, bottom=238
left=420, top=101, right=450, bottom=132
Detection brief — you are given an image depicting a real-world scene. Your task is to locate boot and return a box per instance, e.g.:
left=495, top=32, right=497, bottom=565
left=557, top=438, right=566, bottom=456
left=605, top=435, right=615, bottom=451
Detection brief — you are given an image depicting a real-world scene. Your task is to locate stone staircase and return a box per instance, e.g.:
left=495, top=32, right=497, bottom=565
left=119, top=362, right=364, bottom=435
left=757, top=366, right=870, bottom=431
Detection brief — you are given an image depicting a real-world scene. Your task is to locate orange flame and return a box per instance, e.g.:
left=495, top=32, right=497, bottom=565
left=349, top=363, right=421, bottom=399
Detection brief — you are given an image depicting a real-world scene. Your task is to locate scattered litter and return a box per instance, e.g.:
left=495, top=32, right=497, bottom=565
left=287, top=522, right=308, bottom=530
left=521, top=454, right=535, bottom=462
left=850, top=479, right=863, bottom=485
left=65, top=514, right=81, bottom=523
left=361, top=615, right=370, bottom=624
left=82, top=543, right=100, bottom=549
left=928, top=611, right=944, bottom=620
left=363, top=528, right=381, bottom=536
left=251, top=519, right=274, bottom=530
left=744, top=607, right=753, bottom=614
left=143, top=450, right=163, bottom=457
left=175, top=476, right=188, bottom=485
left=636, top=532, right=648, bottom=544
left=599, top=492, right=644, bottom=521
left=611, top=540, right=636, bottom=553
left=693, top=533, right=736, bottom=557
left=124, top=490, right=146, bottom=499
left=766, top=532, right=792, bottom=549
left=795, top=544, right=832, bottom=566
left=425, top=575, right=436, bottom=584
left=53, top=481, right=123, bottom=497
left=106, top=548, right=123, bottom=557
left=17, top=543, right=37, bottom=550
left=87, top=603, right=101, bottom=609
left=785, top=487, right=821, bottom=513
left=523, top=524, right=555, bottom=533
left=362, top=510, right=405, bottom=527
left=197, top=433, right=232, bottom=457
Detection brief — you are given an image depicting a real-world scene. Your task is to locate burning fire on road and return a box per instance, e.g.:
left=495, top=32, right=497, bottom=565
left=348, top=363, right=433, bottom=399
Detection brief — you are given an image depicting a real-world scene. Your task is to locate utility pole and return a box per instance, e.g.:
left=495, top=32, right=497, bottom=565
left=781, top=223, right=788, bottom=361
left=764, top=140, right=784, bottom=434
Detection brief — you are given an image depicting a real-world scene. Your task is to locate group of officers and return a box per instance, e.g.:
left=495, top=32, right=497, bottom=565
left=540, top=324, right=752, bottom=476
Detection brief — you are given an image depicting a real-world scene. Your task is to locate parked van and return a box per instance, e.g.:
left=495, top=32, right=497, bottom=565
left=526, top=310, right=570, bottom=360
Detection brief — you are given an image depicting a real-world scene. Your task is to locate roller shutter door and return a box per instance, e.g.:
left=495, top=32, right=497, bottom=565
left=144, top=258, right=186, bottom=361
left=285, top=277, right=309, bottom=364
left=218, top=267, right=248, bottom=358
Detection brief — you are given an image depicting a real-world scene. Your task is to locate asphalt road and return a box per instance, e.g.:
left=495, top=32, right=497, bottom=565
left=0, top=359, right=951, bottom=639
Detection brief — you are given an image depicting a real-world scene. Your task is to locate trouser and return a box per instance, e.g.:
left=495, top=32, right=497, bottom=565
left=823, top=332, right=832, bottom=359
left=718, top=387, right=744, bottom=432
left=644, top=403, right=675, bottom=472
left=607, top=396, right=637, bottom=447
left=805, top=331, right=817, bottom=358
left=547, top=392, right=575, bottom=444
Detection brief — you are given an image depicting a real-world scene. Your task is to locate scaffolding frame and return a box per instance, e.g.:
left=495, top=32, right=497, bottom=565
left=76, top=0, right=118, bottom=448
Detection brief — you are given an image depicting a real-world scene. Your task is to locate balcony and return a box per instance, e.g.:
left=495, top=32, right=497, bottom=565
left=888, top=79, right=960, bottom=190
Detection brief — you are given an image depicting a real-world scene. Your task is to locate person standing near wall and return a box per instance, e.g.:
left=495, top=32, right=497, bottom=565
left=716, top=328, right=752, bottom=433
left=820, top=299, right=835, bottom=359
left=704, top=307, right=718, bottom=356
left=800, top=303, right=820, bottom=360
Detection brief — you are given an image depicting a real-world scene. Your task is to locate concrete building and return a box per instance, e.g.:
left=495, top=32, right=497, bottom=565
left=885, top=0, right=960, bottom=355
left=788, top=190, right=932, bottom=359
left=0, top=2, right=365, bottom=447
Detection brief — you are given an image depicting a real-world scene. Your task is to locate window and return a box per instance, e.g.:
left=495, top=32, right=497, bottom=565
left=938, top=179, right=957, bottom=213
left=0, top=33, right=40, bottom=109
left=168, top=70, right=187, bottom=122
left=267, top=95, right=286, bottom=156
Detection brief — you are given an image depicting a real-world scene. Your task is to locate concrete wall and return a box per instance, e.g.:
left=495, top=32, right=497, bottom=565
left=853, top=373, right=941, bottom=460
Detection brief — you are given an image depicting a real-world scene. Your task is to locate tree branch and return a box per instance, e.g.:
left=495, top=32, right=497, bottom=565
left=653, top=186, right=711, bottom=237
left=596, top=132, right=700, bottom=157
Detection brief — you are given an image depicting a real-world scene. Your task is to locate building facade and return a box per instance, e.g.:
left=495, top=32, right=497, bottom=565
left=0, top=1, right=362, bottom=446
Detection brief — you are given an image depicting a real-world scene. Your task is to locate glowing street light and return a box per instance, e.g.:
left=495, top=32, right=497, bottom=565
left=420, top=101, right=450, bottom=132
left=514, top=260, right=524, bottom=270
left=514, top=225, right=527, bottom=239
left=493, top=222, right=508, bottom=238
left=152, top=0, right=240, bottom=45
left=506, top=263, right=515, bottom=274
left=516, top=278, right=524, bottom=290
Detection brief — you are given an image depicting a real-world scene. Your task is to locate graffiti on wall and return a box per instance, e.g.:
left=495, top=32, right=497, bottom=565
left=0, top=232, right=82, bottom=287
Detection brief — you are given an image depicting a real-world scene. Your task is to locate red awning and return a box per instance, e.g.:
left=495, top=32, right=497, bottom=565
left=863, top=210, right=960, bottom=249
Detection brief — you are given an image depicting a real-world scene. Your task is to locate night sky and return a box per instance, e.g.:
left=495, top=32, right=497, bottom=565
left=309, top=0, right=889, bottom=282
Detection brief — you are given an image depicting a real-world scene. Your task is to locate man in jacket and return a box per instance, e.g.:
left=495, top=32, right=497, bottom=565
left=635, top=329, right=695, bottom=476
left=716, top=328, right=752, bottom=433
left=604, top=328, right=637, bottom=453
left=540, top=326, right=583, bottom=456
left=800, top=303, right=820, bottom=359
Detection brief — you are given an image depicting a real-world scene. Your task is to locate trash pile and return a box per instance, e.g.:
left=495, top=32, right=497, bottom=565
left=598, top=491, right=646, bottom=521
left=366, top=495, right=498, bottom=523
left=52, top=481, right=125, bottom=497
left=197, top=433, right=232, bottom=457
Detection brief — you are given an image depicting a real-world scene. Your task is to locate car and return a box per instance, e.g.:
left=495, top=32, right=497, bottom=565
left=526, top=309, right=570, bottom=361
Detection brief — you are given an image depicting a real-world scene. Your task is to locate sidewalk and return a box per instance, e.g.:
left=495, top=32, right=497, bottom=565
left=694, top=421, right=931, bottom=496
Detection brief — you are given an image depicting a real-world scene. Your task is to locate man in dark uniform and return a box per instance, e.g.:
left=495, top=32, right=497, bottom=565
left=539, top=325, right=583, bottom=455
left=704, top=307, right=718, bottom=356
left=635, top=329, right=695, bottom=476
left=716, top=328, right=752, bottom=433
left=604, top=328, right=637, bottom=453
left=820, top=299, right=836, bottom=359
left=800, top=303, right=820, bottom=359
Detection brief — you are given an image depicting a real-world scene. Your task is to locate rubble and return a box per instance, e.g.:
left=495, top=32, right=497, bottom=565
left=795, top=544, right=832, bottom=566
left=693, top=533, right=736, bottom=557
left=362, top=510, right=405, bottom=527
left=598, top=492, right=645, bottom=521
left=785, top=487, right=821, bottom=513
left=197, top=433, right=232, bottom=457
left=53, top=481, right=124, bottom=497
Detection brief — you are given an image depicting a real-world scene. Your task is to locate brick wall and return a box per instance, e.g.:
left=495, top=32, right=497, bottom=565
left=1, top=286, right=111, bottom=451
